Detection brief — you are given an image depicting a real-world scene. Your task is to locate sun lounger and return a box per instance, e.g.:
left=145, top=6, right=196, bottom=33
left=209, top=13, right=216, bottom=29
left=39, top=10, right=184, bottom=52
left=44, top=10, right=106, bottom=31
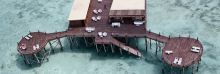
left=165, top=50, right=173, bottom=55
left=24, top=36, right=30, bottom=40
left=111, top=22, right=121, bottom=27
left=134, top=21, right=144, bottom=26
left=98, top=0, right=102, bottom=3
left=85, top=27, right=95, bottom=33
left=28, top=34, right=33, bottom=38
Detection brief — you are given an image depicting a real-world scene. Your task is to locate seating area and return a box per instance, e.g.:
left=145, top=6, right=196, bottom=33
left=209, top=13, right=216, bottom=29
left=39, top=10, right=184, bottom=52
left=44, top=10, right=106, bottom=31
left=98, top=32, right=108, bottom=37
left=19, top=44, right=27, bottom=50
left=33, top=44, right=40, bottom=51
left=173, top=57, right=183, bottom=65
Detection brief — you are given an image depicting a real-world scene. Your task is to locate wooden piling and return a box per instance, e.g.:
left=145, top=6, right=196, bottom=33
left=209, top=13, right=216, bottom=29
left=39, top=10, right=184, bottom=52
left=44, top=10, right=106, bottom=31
left=34, top=54, right=40, bottom=63
left=57, top=38, right=63, bottom=51
left=48, top=41, right=55, bottom=53
left=110, top=44, right=114, bottom=53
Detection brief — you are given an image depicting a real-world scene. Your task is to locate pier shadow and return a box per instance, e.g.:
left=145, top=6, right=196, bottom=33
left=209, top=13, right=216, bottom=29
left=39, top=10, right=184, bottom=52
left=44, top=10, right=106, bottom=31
left=15, top=37, right=161, bottom=74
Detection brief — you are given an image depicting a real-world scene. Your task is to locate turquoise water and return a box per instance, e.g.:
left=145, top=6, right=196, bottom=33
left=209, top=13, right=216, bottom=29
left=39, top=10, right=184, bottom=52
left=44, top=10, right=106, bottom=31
left=0, top=0, right=220, bottom=74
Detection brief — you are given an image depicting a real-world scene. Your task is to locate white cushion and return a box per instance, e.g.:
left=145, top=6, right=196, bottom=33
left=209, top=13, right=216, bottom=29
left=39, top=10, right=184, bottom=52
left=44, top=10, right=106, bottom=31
left=165, top=50, right=173, bottom=54
left=102, top=32, right=107, bottom=36
left=97, top=16, right=101, bottom=20
left=25, top=36, right=30, bottom=40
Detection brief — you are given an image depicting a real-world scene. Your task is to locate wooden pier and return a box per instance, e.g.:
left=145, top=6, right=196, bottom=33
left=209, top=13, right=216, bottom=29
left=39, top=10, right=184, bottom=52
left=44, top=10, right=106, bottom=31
left=17, top=0, right=203, bottom=73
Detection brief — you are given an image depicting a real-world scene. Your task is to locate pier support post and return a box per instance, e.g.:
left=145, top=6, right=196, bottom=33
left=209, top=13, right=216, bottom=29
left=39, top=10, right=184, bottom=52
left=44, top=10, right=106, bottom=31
left=135, top=37, right=138, bottom=49
left=192, top=64, right=195, bottom=74
left=119, top=43, right=122, bottom=55
left=95, top=44, right=99, bottom=53
left=155, top=40, right=158, bottom=56
left=145, top=38, right=148, bottom=52
left=34, top=54, right=40, bottom=64
left=57, top=38, right=63, bottom=51
left=158, top=42, right=161, bottom=51
left=125, top=35, right=128, bottom=45
left=182, top=67, right=185, bottom=74
left=197, top=59, right=200, bottom=72
left=150, top=39, right=152, bottom=49
left=49, top=41, right=54, bottom=53
left=110, top=44, right=114, bottom=53
left=83, top=37, right=88, bottom=47
left=103, top=44, right=107, bottom=52
left=22, top=54, right=30, bottom=65
left=73, top=37, right=79, bottom=48
left=68, top=37, right=73, bottom=49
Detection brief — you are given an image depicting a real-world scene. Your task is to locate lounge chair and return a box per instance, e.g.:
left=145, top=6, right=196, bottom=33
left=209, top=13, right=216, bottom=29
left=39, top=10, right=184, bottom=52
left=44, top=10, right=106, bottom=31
left=24, top=36, right=30, bottom=40
left=28, top=34, right=33, bottom=38
left=111, top=22, right=121, bottom=27
left=165, top=50, right=173, bottom=54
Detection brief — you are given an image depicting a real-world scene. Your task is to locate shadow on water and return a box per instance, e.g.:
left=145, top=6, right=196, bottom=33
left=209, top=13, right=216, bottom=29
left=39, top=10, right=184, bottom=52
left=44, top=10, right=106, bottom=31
left=15, top=37, right=161, bottom=74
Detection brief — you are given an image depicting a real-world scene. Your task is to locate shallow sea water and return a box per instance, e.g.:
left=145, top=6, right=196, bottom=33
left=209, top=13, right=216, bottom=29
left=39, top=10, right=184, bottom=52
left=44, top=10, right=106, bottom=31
left=0, top=0, right=220, bottom=74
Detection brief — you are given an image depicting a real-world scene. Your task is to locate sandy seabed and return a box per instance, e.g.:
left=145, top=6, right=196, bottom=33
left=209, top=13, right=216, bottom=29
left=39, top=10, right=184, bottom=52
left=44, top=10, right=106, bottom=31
left=0, top=0, right=220, bottom=74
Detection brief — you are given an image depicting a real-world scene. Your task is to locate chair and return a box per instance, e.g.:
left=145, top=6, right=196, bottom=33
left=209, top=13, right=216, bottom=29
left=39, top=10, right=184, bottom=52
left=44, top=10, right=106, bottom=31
left=102, top=32, right=107, bottom=37
left=177, top=58, right=182, bottom=65
left=98, top=9, right=102, bottom=13
left=36, top=44, right=40, bottom=49
left=173, top=57, right=178, bottom=64
left=98, top=32, right=103, bottom=37
left=97, top=16, right=101, bottom=20
left=92, top=16, right=97, bottom=21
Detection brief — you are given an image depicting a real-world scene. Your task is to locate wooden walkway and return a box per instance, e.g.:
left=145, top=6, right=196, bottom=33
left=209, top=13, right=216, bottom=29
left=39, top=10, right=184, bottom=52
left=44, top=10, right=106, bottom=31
left=17, top=0, right=203, bottom=69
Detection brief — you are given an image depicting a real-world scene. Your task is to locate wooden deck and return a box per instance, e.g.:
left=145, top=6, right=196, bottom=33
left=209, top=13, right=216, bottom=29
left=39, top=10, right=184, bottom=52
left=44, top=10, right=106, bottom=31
left=17, top=0, right=203, bottom=68
left=162, top=37, right=203, bottom=68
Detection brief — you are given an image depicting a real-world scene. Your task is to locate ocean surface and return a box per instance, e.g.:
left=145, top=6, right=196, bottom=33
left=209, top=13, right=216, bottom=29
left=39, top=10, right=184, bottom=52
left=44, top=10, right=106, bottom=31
left=0, top=0, right=220, bottom=74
